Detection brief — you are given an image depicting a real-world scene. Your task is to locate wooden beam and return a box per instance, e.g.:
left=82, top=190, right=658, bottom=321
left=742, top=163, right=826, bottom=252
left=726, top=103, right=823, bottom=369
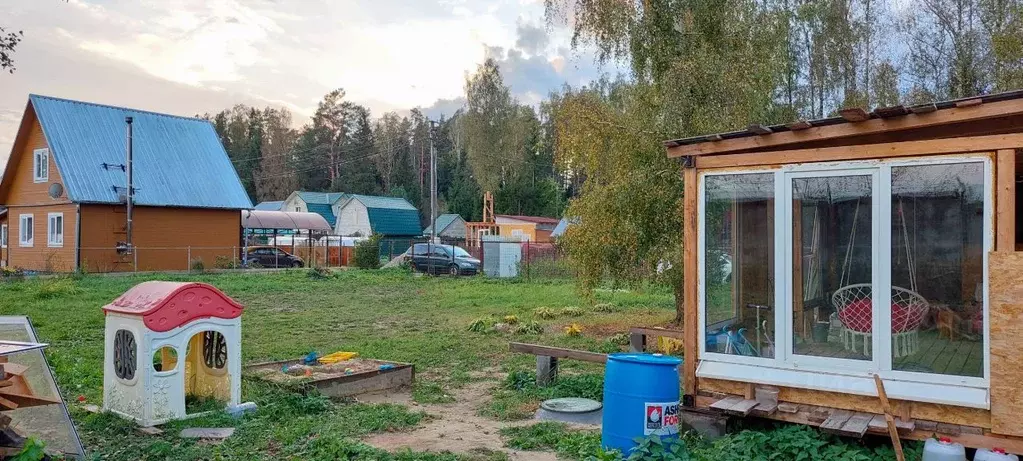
left=875, top=375, right=906, bottom=461
left=694, top=133, right=1023, bottom=169
left=996, top=149, right=1016, bottom=252
left=682, top=166, right=699, bottom=400
left=508, top=342, right=607, bottom=363
left=667, top=97, right=1023, bottom=157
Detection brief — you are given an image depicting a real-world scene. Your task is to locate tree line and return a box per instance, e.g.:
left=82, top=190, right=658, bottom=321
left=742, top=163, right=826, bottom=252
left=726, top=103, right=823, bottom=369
left=201, top=62, right=567, bottom=225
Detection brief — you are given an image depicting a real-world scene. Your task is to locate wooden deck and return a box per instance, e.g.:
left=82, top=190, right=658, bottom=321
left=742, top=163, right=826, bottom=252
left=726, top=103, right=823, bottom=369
left=793, top=330, right=982, bottom=377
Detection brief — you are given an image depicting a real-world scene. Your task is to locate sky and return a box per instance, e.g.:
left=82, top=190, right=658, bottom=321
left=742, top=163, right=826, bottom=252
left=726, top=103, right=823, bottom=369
left=0, top=0, right=614, bottom=162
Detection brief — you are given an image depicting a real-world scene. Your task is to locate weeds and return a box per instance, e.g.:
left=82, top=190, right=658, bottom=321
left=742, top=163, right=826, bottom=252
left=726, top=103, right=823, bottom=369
left=561, top=306, right=585, bottom=316
left=593, top=303, right=620, bottom=313
left=412, top=381, right=455, bottom=404
left=533, top=307, right=557, bottom=319
left=468, top=317, right=491, bottom=333
left=513, top=321, right=544, bottom=335
left=34, top=277, right=80, bottom=299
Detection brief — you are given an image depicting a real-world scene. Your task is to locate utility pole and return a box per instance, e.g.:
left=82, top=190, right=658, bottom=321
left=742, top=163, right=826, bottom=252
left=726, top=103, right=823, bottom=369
left=429, top=120, right=437, bottom=242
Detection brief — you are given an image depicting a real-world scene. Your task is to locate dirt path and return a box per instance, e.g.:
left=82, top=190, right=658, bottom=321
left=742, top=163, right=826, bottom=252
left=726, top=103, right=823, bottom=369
left=360, top=379, right=568, bottom=460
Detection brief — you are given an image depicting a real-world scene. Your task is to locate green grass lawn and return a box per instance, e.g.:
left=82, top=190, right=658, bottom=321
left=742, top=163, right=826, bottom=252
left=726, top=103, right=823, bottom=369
left=0, top=269, right=676, bottom=460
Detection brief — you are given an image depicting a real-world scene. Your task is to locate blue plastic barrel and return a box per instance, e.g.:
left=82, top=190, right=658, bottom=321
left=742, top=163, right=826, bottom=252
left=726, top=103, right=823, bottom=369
left=601, top=353, right=683, bottom=454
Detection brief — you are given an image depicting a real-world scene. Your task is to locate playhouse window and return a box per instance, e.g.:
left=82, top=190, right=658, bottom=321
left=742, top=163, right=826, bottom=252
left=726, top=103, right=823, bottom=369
left=699, top=157, right=991, bottom=394
left=152, top=346, right=178, bottom=373
left=113, top=329, right=137, bottom=381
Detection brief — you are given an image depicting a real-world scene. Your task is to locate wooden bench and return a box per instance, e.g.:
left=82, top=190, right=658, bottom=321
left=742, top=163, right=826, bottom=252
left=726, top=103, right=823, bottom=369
left=508, top=342, right=606, bottom=386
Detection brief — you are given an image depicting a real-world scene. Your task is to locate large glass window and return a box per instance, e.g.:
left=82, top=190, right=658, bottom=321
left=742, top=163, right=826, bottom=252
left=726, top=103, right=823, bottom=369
left=890, top=163, right=984, bottom=378
left=792, top=175, right=874, bottom=361
left=704, top=173, right=775, bottom=358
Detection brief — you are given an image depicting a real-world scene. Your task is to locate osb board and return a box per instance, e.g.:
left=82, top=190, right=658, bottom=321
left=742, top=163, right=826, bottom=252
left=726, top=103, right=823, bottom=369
left=989, top=251, right=1023, bottom=436
left=700, top=378, right=990, bottom=428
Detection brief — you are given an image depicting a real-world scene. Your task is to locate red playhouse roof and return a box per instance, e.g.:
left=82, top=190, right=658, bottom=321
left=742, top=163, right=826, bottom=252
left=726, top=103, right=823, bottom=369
left=102, top=281, right=243, bottom=332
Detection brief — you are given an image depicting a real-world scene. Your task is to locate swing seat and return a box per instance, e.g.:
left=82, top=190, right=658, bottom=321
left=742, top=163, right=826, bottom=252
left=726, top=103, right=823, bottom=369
left=832, top=284, right=929, bottom=358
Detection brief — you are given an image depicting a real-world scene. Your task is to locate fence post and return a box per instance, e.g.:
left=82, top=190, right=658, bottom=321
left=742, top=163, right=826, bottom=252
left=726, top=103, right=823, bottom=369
left=187, top=246, right=191, bottom=273
left=133, top=248, right=138, bottom=274
left=525, top=240, right=530, bottom=281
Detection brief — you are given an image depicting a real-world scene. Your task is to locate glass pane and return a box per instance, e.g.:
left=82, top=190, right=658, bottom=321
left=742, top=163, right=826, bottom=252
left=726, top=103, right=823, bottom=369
left=704, top=173, right=775, bottom=358
left=891, top=163, right=984, bottom=377
left=792, top=175, right=873, bottom=361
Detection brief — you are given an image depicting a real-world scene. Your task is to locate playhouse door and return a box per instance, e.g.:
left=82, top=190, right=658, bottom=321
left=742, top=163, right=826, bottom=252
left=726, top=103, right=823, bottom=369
left=784, top=169, right=880, bottom=372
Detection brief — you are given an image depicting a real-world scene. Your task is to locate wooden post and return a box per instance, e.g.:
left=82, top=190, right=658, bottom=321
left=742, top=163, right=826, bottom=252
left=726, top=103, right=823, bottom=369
left=683, top=163, right=699, bottom=400
left=536, top=355, right=558, bottom=386
left=873, top=374, right=905, bottom=461
left=996, top=149, right=1016, bottom=252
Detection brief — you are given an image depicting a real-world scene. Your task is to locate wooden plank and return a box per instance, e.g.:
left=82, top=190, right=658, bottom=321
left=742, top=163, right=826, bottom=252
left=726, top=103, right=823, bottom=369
left=693, top=133, right=1021, bottom=169
left=629, top=326, right=685, bottom=340
left=751, top=401, right=778, bottom=416
left=820, top=410, right=854, bottom=432
left=910, top=103, right=938, bottom=114
left=990, top=251, right=1023, bottom=436
left=957, top=98, right=983, bottom=108
left=786, top=120, right=813, bottom=130
left=868, top=414, right=888, bottom=432
left=937, top=423, right=963, bottom=436
left=699, top=378, right=991, bottom=428
left=667, top=97, right=1023, bottom=157
left=744, top=383, right=755, bottom=400
left=748, top=124, right=773, bottom=135
left=839, top=108, right=871, bottom=122
left=726, top=399, right=760, bottom=416
left=508, top=342, right=607, bottom=363
left=874, top=375, right=906, bottom=461
left=832, top=412, right=874, bottom=437
left=682, top=166, right=699, bottom=398
left=997, top=149, right=1016, bottom=252
left=874, top=105, right=910, bottom=118
left=709, top=396, right=743, bottom=412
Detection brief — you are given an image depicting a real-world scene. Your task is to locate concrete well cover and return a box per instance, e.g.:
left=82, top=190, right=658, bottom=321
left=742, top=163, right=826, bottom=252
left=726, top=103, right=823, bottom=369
left=540, top=397, right=602, bottom=413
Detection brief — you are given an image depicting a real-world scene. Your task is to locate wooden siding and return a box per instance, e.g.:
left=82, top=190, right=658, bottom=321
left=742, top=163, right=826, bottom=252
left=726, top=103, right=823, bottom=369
left=497, top=223, right=537, bottom=241
left=4, top=204, right=77, bottom=272
left=0, top=214, right=7, bottom=267
left=80, top=205, right=240, bottom=272
left=2, top=110, right=71, bottom=206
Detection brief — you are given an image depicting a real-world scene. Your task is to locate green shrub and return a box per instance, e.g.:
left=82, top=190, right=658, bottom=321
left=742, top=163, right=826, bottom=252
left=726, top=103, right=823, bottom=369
left=513, top=320, right=544, bottom=335
left=353, top=234, right=382, bottom=269
left=467, top=317, right=490, bottom=333
left=189, top=258, right=205, bottom=273
left=562, top=306, right=585, bottom=317
left=608, top=332, right=630, bottom=345
left=213, top=255, right=241, bottom=269
left=35, top=277, right=80, bottom=299
left=307, top=267, right=333, bottom=279
left=594, top=303, right=620, bottom=313
left=533, top=307, right=557, bottom=319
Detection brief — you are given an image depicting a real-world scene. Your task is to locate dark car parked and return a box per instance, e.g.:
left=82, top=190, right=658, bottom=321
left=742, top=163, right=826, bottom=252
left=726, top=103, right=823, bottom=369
left=408, top=243, right=480, bottom=275
left=245, top=246, right=304, bottom=268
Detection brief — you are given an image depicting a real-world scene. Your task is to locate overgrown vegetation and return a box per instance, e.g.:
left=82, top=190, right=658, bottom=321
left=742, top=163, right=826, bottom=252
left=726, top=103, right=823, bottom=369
left=353, top=234, right=382, bottom=269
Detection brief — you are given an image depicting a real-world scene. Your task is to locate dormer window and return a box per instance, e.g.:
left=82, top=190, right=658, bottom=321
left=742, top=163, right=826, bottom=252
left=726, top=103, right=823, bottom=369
left=33, top=148, right=48, bottom=183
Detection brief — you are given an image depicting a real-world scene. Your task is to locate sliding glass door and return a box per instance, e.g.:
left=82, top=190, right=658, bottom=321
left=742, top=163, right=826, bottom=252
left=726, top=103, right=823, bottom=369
left=785, top=170, right=879, bottom=370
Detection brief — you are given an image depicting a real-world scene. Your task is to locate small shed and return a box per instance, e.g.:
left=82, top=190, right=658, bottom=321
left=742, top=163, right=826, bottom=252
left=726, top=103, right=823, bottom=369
left=495, top=215, right=560, bottom=242
left=664, top=90, right=1023, bottom=451
left=423, top=213, right=467, bottom=240
left=102, top=282, right=243, bottom=426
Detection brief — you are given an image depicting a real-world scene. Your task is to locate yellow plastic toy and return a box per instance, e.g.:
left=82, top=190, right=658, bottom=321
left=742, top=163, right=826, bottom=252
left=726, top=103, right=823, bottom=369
left=320, top=351, right=359, bottom=364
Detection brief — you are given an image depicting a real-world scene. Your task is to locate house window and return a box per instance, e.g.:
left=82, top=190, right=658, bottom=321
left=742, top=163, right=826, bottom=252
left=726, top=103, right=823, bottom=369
left=47, top=212, right=63, bottom=247
left=1, top=224, right=7, bottom=249
left=699, top=157, right=991, bottom=404
left=18, top=214, right=33, bottom=247
left=33, top=148, right=48, bottom=183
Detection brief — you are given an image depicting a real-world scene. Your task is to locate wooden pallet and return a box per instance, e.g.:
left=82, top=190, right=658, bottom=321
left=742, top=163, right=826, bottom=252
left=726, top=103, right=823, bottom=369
left=707, top=394, right=914, bottom=439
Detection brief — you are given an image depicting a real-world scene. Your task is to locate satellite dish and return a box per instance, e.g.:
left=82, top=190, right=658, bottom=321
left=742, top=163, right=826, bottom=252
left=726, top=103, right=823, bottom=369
left=47, top=183, right=64, bottom=199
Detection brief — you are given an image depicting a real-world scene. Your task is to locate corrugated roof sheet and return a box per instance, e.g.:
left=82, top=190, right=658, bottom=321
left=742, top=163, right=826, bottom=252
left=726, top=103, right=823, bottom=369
left=297, top=191, right=346, bottom=205
left=423, top=213, right=461, bottom=235
left=348, top=194, right=421, bottom=236
left=254, top=201, right=284, bottom=211
left=29, top=95, right=251, bottom=209
left=241, top=210, right=332, bottom=231
left=305, top=203, right=336, bottom=226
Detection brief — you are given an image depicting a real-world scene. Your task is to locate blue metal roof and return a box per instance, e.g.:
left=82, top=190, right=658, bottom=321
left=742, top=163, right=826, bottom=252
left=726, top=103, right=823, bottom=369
left=29, top=95, right=251, bottom=209
left=349, top=194, right=422, bottom=236
left=296, top=191, right=346, bottom=205
left=254, top=201, right=284, bottom=211
left=306, top=203, right=336, bottom=226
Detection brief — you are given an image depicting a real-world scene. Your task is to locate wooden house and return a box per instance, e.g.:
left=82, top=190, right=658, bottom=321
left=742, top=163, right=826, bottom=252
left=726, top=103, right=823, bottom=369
left=495, top=215, right=559, bottom=242
left=282, top=191, right=346, bottom=225
left=423, top=213, right=467, bottom=240
left=662, top=90, right=1023, bottom=450
left=0, top=95, right=252, bottom=272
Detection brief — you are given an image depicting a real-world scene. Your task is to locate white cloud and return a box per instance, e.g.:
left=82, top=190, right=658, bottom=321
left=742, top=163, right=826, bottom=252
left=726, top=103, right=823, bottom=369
left=0, top=0, right=610, bottom=160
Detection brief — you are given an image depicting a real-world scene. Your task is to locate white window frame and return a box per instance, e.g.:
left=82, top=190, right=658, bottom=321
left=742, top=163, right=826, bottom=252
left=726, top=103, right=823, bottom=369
left=18, top=214, right=33, bottom=247
left=33, top=148, right=48, bottom=183
left=696, top=155, right=993, bottom=409
left=1, top=223, right=7, bottom=249
left=47, top=212, right=63, bottom=248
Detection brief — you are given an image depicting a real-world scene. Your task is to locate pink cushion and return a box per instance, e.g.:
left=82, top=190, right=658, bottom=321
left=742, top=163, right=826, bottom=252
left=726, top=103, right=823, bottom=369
left=838, top=299, right=923, bottom=333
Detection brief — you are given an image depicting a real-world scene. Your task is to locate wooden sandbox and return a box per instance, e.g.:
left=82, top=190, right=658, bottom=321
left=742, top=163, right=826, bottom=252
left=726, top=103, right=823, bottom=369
left=244, top=357, right=414, bottom=398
